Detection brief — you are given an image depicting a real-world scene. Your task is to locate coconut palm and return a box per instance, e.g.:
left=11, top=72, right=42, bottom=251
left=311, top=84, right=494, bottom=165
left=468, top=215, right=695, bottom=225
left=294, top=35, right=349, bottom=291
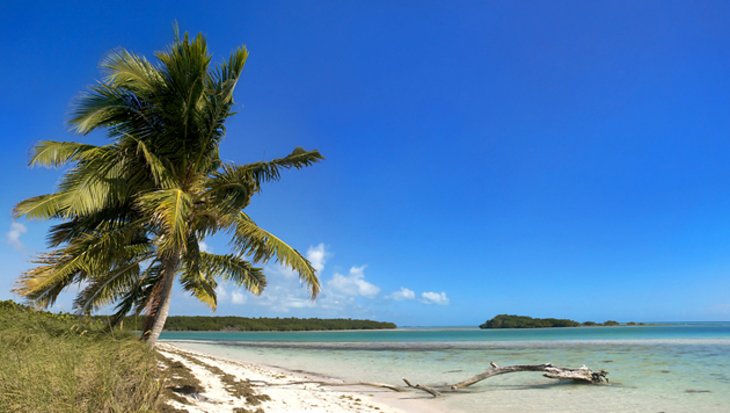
left=13, top=29, right=322, bottom=345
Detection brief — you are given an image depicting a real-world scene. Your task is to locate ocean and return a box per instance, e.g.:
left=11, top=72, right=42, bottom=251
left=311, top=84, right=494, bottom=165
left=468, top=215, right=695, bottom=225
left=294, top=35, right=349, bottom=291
left=162, top=324, right=730, bottom=412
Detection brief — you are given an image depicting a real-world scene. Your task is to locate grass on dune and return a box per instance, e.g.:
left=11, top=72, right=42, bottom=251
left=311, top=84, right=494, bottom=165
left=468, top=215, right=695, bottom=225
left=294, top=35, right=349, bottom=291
left=0, top=300, right=163, bottom=413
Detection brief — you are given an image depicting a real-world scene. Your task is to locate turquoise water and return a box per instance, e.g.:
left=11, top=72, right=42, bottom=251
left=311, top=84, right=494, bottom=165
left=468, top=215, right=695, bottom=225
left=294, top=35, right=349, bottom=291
left=163, top=324, right=730, bottom=412
left=162, top=323, right=730, bottom=344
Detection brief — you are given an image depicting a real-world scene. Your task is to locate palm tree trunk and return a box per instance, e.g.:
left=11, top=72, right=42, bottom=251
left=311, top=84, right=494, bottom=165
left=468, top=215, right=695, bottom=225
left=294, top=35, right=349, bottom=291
left=142, top=254, right=180, bottom=345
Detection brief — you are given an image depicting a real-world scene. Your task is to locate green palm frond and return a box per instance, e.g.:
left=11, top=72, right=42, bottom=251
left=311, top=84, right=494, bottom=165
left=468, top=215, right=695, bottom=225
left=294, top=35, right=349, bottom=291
left=71, top=83, right=145, bottom=135
left=29, top=141, right=99, bottom=168
left=234, top=147, right=323, bottom=187
left=205, top=165, right=257, bottom=213
left=199, top=252, right=265, bottom=295
left=49, top=145, right=126, bottom=216
left=14, top=251, right=88, bottom=307
left=59, top=173, right=114, bottom=217
left=14, top=193, right=67, bottom=219
left=74, top=259, right=143, bottom=314
left=210, top=45, right=248, bottom=102
left=233, top=212, right=318, bottom=297
left=136, top=189, right=192, bottom=253
left=110, top=264, right=161, bottom=326
left=132, top=138, right=176, bottom=188
left=179, top=267, right=218, bottom=310
left=46, top=207, right=141, bottom=248
left=16, top=218, right=152, bottom=308
left=102, top=49, right=163, bottom=92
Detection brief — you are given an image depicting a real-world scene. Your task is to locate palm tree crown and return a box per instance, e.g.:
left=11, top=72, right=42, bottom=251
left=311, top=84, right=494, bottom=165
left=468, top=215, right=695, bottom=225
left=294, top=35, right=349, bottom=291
left=14, top=28, right=323, bottom=344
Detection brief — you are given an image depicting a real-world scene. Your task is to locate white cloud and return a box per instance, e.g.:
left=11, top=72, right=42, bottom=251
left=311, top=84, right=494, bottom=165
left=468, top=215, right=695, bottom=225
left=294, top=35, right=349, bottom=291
left=248, top=278, right=317, bottom=312
left=231, top=290, right=246, bottom=304
left=215, top=284, right=228, bottom=301
left=421, top=291, right=449, bottom=305
left=268, top=243, right=329, bottom=280
left=199, top=240, right=210, bottom=253
left=6, top=222, right=27, bottom=250
left=268, top=263, right=297, bottom=279
left=242, top=245, right=380, bottom=316
left=389, top=287, right=415, bottom=301
left=307, top=243, right=328, bottom=273
left=328, top=265, right=380, bottom=298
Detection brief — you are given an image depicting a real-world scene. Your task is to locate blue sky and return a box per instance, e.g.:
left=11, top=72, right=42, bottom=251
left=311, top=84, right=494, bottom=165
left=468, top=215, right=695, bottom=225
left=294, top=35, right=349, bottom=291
left=2, top=1, right=730, bottom=325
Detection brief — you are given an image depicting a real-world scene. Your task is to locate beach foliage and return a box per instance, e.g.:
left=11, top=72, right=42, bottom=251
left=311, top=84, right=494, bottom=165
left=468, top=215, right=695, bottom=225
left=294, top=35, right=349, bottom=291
left=109, top=315, right=396, bottom=331
left=13, top=26, right=322, bottom=344
left=480, top=314, right=637, bottom=328
left=0, top=300, right=162, bottom=412
left=480, top=314, right=581, bottom=328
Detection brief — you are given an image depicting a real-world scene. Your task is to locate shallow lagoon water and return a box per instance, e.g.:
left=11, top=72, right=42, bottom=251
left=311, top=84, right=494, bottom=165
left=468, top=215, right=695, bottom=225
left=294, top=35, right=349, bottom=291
left=163, top=324, right=730, bottom=412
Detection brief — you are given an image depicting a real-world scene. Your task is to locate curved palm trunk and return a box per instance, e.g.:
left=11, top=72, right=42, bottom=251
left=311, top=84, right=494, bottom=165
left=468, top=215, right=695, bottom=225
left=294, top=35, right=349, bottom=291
left=142, top=254, right=180, bottom=345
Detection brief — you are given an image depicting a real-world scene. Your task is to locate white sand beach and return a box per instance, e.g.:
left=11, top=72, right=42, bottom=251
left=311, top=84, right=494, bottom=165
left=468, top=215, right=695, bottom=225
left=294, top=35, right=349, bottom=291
left=157, top=343, right=449, bottom=413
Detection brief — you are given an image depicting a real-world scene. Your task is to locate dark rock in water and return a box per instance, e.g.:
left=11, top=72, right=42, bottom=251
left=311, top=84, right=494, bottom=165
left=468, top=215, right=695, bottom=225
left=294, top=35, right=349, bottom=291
left=685, top=389, right=711, bottom=393
left=601, top=360, right=614, bottom=363
left=659, top=370, right=671, bottom=374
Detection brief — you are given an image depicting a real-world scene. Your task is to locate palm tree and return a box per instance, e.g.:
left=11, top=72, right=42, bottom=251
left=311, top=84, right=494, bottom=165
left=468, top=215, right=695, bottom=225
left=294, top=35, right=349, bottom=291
left=13, top=28, right=322, bottom=345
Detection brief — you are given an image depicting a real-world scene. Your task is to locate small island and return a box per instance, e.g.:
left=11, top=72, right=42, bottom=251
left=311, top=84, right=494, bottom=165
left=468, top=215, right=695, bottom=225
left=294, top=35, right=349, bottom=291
left=479, top=314, right=644, bottom=329
left=110, top=315, right=397, bottom=332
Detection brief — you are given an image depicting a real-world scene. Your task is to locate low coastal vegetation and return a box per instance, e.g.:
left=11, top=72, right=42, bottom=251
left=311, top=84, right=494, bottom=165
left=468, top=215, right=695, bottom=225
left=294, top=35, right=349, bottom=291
left=109, top=315, right=396, bottom=331
left=0, top=300, right=282, bottom=412
left=480, top=314, right=645, bottom=329
left=0, top=300, right=163, bottom=413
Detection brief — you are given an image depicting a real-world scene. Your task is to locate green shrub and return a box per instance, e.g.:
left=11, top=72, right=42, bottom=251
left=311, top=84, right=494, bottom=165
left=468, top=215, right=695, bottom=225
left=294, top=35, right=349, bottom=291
left=0, top=300, right=163, bottom=413
left=103, top=314, right=396, bottom=331
left=479, top=314, right=580, bottom=329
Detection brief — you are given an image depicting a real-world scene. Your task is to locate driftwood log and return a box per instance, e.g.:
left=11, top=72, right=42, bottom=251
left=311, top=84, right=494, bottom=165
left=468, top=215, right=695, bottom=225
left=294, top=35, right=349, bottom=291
left=246, top=361, right=608, bottom=399
left=450, top=362, right=608, bottom=391
left=402, top=378, right=442, bottom=397
left=401, top=362, right=608, bottom=397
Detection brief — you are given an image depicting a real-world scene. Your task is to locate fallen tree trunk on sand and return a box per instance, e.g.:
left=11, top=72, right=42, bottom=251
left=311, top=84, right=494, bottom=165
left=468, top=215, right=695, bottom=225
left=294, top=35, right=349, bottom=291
left=449, top=362, right=608, bottom=391
left=247, top=361, right=607, bottom=399
left=402, top=378, right=442, bottom=397
left=399, top=362, right=608, bottom=397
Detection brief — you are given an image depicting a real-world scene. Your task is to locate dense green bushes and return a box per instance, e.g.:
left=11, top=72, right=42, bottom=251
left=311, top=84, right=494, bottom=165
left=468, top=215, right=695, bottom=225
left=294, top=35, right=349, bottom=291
left=480, top=314, right=580, bottom=329
left=0, top=301, right=163, bottom=413
left=479, top=314, right=643, bottom=328
left=109, top=315, right=396, bottom=332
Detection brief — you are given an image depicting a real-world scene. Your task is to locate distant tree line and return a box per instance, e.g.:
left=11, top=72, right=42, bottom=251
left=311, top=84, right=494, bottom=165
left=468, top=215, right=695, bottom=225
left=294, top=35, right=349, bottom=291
left=96, top=315, right=397, bottom=332
left=479, top=314, right=645, bottom=329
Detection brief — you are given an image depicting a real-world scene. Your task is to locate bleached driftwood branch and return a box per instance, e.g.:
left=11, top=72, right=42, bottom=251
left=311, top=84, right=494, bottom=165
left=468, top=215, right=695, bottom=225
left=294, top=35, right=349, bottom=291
left=402, top=378, right=442, bottom=397
left=251, top=361, right=607, bottom=399
left=449, top=362, right=608, bottom=391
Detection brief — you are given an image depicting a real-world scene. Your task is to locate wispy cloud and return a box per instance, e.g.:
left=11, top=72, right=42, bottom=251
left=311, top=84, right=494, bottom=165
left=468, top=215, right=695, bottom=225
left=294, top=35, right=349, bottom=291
left=215, top=284, right=228, bottom=301
left=6, top=222, right=27, bottom=250
left=249, top=280, right=316, bottom=312
left=421, top=291, right=449, bottom=305
left=223, top=243, right=449, bottom=319
left=328, top=265, right=380, bottom=298
left=249, top=246, right=378, bottom=314
left=265, top=242, right=329, bottom=280
left=307, top=243, right=329, bottom=273
left=199, top=240, right=211, bottom=253
left=388, top=287, right=415, bottom=300
left=231, top=290, right=246, bottom=304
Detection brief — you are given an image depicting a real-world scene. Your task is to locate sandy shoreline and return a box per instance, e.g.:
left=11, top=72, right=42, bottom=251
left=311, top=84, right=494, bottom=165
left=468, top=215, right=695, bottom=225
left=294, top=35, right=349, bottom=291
left=157, top=342, right=450, bottom=413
